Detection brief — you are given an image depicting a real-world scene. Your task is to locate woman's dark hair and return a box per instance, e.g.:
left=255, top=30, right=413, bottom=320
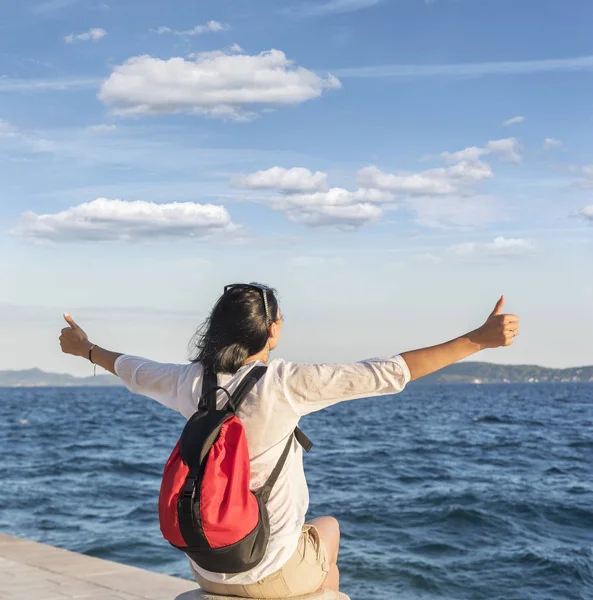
left=189, top=284, right=280, bottom=374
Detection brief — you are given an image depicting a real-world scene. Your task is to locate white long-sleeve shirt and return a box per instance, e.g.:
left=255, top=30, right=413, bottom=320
left=114, top=353, right=411, bottom=585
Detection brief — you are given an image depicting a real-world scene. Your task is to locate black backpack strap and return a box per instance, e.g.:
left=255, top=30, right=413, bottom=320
left=198, top=366, right=218, bottom=412
left=295, top=427, right=313, bottom=453
left=177, top=466, right=201, bottom=546
left=257, top=434, right=294, bottom=504
left=227, top=365, right=268, bottom=414
left=257, top=427, right=313, bottom=504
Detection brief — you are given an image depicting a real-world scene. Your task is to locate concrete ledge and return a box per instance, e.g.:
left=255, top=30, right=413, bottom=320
left=0, top=532, right=196, bottom=600
left=0, top=533, right=351, bottom=600
left=176, top=590, right=350, bottom=600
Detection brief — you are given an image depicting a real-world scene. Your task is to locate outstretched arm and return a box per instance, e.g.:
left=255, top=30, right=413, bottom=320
left=401, top=295, right=519, bottom=381
left=59, top=313, right=195, bottom=415
left=281, top=295, right=520, bottom=416
left=59, top=313, right=122, bottom=375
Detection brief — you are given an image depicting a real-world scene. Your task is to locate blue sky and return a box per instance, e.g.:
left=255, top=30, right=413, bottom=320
left=0, top=0, right=591, bottom=375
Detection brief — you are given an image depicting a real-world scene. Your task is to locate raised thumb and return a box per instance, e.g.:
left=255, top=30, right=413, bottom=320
left=490, top=295, right=505, bottom=317
left=63, top=312, right=79, bottom=330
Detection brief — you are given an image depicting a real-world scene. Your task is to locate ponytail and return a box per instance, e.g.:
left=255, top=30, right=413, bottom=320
left=212, top=343, right=250, bottom=374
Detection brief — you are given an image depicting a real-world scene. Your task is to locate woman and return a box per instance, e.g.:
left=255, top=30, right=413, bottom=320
left=59, top=283, right=519, bottom=598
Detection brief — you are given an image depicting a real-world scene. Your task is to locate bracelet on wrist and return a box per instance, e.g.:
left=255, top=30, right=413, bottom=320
left=88, top=344, right=97, bottom=364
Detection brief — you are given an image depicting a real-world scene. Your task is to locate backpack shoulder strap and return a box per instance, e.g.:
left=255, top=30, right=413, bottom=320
left=257, top=427, right=313, bottom=504
left=228, top=365, right=268, bottom=414
left=198, top=366, right=218, bottom=412
left=295, top=427, right=313, bottom=453
left=257, top=434, right=294, bottom=504
left=199, top=364, right=267, bottom=413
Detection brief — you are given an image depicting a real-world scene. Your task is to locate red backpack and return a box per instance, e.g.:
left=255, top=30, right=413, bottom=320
left=158, top=364, right=312, bottom=574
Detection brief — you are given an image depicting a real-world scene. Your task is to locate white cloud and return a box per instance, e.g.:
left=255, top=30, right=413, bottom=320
left=440, top=138, right=521, bottom=164
left=234, top=138, right=517, bottom=230
left=331, top=55, right=593, bottom=79
left=283, top=187, right=394, bottom=208
left=153, top=21, right=228, bottom=36
left=449, top=236, right=535, bottom=259
left=543, top=137, right=566, bottom=152
left=233, top=166, right=392, bottom=229
left=356, top=139, right=521, bottom=228
left=284, top=0, right=381, bottom=17
left=64, top=28, right=108, bottom=43
left=439, top=146, right=486, bottom=163
left=287, top=202, right=383, bottom=230
left=15, top=198, right=236, bottom=243
left=99, top=49, right=341, bottom=120
left=502, top=116, right=525, bottom=127
left=484, top=138, right=522, bottom=163
left=86, top=124, right=117, bottom=133
left=232, top=167, right=328, bottom=193
left=267, top=187, right=391, bottom=229
left=224, top=135, right=526, bottom=231
left=358, top=160, right=493, bottom=196
left=579, top=205, right=593, bottom=222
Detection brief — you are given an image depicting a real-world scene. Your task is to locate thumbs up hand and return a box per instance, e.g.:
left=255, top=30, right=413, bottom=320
left=471, top=295, right=520, bottom=350
left=59, top=313, right=92, bottom=357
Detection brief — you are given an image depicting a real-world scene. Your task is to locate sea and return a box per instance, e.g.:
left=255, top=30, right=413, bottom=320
left=1, top=383, right=593, bottom=600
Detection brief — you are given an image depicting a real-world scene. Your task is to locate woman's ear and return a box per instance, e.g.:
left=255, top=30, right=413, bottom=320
left=269, top=321, right=277, bottom=339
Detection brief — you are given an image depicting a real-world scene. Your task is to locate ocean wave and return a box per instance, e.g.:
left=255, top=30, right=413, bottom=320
left=2, top=383, right=593, bottom=600
left=473, top=415, right=545, bottom=426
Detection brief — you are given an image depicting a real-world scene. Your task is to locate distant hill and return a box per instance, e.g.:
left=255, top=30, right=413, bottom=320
left=0, top=368, right=121, bottom=387
left=417, top=362, right=593, bottom=384
left=0, top=363, right=592, bottom=387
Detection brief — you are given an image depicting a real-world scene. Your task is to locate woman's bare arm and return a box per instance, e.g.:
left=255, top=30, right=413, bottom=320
left=60, top=314, right=122, bottom=375
left=401, top=296, right=520, bottom=381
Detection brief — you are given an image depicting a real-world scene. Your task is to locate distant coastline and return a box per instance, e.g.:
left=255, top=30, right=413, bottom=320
left=0, top=363, right=592, bottom=387
left=0, top=368, right=121, bottom=387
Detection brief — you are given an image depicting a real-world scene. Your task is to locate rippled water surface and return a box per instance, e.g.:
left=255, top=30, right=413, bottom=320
left=2, top=383, right=593, bottom=600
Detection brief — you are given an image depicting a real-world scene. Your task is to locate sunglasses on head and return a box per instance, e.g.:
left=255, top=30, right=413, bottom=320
left=223, top=283, right=272, bottom=323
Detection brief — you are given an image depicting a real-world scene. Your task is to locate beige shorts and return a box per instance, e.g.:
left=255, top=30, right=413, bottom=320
left=191, top=524, right=330, bottom=598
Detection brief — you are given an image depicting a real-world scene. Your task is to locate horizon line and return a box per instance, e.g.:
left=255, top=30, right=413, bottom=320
left=2, top=361, right=593, bottom=378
